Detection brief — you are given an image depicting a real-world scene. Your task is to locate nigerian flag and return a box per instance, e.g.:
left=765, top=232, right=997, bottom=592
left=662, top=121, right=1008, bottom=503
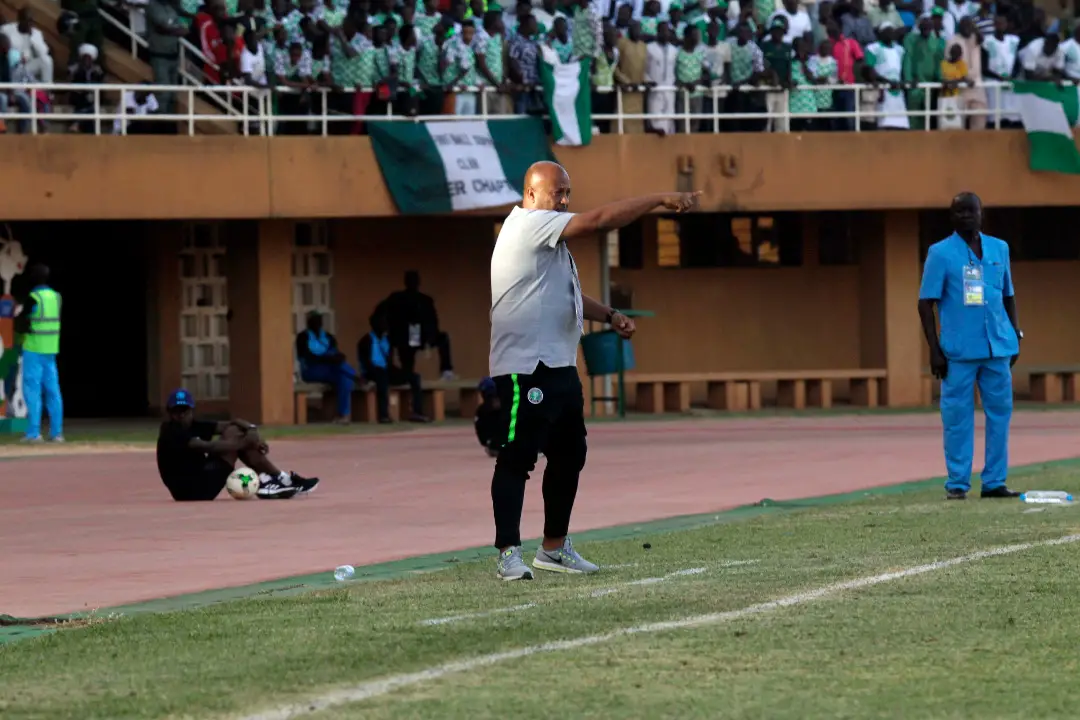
left=367, top=118, right=557, bottom=214
left=1013, top=81, right=1080, bottom=174
left=539, top=45, right=593, bottom=146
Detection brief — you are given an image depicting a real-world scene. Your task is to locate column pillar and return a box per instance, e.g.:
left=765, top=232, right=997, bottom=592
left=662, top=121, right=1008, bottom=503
left=227, top=219, right=295, bottom=424
left=859, top=211, right=924, bottom=406
left=150, top=222, right=184, bottom=413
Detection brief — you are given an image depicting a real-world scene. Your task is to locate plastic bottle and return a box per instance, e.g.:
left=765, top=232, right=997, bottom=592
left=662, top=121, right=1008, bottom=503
left=334, top=565, right=355, bottom=581
left=1019, top=491, right=1073, bottom=504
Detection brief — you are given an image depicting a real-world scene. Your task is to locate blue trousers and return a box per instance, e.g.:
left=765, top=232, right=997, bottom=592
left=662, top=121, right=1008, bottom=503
left=939, top=357, right=1012, bottom=493
left=22, top=350, right=63, bottom=439
left=301, top=361, right=358, bottom=418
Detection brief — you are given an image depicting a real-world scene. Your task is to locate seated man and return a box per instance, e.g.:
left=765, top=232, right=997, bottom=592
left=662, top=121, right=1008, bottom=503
left=357, top=310, right=429, bottom=424
left=381, top=270, right=456, bottom=381
left=474, top=376, right=500, bottom=457
left=295, top=310, right=358, bottom=424
left=156, top=388, right=320, bottom=501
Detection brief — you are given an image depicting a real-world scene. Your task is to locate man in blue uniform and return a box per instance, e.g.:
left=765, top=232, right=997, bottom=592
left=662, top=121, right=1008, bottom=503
left=918, top=192, right=1023, bottom=500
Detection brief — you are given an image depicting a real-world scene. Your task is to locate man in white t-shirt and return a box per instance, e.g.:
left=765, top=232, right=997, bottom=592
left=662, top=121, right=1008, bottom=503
left=239, top=28, right=268, bottom=85
left=1020, top=32, right=1065, bottom=80
left=489, top=160, right=698, bottom=581
left=1, top=8, right=53, bottom=84
left=768, top=0, right=811, bottom=45
left=1061, top=25, right=1080, bottom=81
left=113, top=90, right=160, bottom=134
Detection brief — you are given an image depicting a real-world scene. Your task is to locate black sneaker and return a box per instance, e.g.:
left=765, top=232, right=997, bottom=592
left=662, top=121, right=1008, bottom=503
left=291, top=472, right=320, bottom=495
left=981, top=486, right=1020, bottom=499
left=946, top=489, right=967, bottom=500
left=257, top=474, right=299, bottom=499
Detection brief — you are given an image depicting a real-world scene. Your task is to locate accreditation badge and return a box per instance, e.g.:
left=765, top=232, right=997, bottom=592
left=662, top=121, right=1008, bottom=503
left=963, top=265, right=984, bottom=306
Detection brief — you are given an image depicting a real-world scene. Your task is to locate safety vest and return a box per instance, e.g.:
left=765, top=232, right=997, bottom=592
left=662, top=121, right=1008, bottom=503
left=23, top=287, right=61, bottom=355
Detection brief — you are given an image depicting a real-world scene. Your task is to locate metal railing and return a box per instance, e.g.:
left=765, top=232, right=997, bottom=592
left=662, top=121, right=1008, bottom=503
left=57, top=0, right=240, bottom=117
left=0, top=80, right=1023, bottom=137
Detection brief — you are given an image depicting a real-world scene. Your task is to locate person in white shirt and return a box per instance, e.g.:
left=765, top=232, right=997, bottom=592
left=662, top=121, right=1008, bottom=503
left=488, top=159, right=695, bottom=582
left=982, top=14, right=1020, bottom=127
left=1020, top=32, right=1065, bottom=80
left=1, top=8, right=53, bottom=84
left=239, top=28, right=268, bottom=85
left=113, top=89, right=160, bottom=134
left=769, top=0, right=811, bottom=45
left=645, top=21, right=678, bottom=134
left=1061, top=25, right=1080, bottom=81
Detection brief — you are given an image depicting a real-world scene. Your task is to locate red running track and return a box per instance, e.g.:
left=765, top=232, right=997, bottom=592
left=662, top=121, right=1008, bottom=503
left=1, top=411, right=1077, bottom=616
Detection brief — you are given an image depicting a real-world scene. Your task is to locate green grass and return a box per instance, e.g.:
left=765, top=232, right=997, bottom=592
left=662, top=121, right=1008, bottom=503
left=3, top=461, right=1080, bottom=719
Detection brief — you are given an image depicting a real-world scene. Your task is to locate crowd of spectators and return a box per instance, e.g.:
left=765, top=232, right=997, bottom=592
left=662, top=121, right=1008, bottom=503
left=3, top=0, right=1080, bottom=133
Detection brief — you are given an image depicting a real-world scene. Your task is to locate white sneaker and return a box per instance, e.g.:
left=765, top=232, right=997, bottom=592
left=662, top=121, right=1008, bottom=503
left=532, top=537, right=599, bottom=574
left=496, top=546, right=534, bottom=581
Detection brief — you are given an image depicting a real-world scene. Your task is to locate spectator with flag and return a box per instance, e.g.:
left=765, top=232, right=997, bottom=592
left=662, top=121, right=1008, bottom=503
left=539, top=29, right=594, bottom=144
left=1013, top=77, right=1080, bottom=174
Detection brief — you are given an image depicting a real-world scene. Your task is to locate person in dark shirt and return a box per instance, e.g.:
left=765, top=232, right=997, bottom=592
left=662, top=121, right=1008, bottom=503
left=474, top=376, right=501, bottom=457
left=379, top=270, right=455, bottom=381
left=294, top=310, right=358, bottom=423
left=357, top=308, right=429, bottom=424
left=156, top=388, right=320, bottom=501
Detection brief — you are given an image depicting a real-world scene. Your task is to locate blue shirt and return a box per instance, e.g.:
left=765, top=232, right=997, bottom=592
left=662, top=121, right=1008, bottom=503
left=919, top=232, right=1019, bottom=362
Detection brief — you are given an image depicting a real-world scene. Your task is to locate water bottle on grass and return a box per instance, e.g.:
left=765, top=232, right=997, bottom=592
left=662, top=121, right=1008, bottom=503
left=1019, top=491, right=1073, bottom=505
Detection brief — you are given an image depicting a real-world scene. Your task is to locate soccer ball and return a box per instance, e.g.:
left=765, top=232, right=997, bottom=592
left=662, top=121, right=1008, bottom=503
left=226, top=468, right=260, bottom=500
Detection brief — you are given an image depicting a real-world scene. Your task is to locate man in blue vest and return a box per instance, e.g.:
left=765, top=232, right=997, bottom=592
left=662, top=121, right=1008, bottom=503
left=918, top=192, right=1023, bottom=500
left=14, top=264, right=64, bottom=443
left=294, top=310, right=358, bottom=423
left=357, top=308, right=429, bottom=424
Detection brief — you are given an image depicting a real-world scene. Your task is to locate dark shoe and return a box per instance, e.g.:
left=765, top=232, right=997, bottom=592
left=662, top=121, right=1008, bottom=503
left=378, top=416, right=393, bottom=424
left=408, top=413, right=431, bottom=423
left=291, top=472, right=320, bottom=495
left=981, top=486, right=1020, bottom=499
left=256, top=475, right=299, bottom=499
left=946, top=489, right=967, bottom=500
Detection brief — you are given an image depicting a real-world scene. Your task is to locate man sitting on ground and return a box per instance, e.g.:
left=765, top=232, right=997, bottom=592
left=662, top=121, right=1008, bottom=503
left=357, top=310, right=429, bottom=424
left=295, top=309, right=358, bottom=424
left=475, top=376, right=500, bottom=457
left=156, top=388, right=319, bottom=500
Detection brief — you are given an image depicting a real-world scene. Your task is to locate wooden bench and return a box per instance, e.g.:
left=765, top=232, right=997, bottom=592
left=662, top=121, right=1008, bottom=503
left=426, top=379, right=484, bottom=418
left=1027, top=366, right=1080, bottom=403
left=293, top=382, right=332, bottom=425
left=349, top=384, right=446, bottom=423
left=626, top=369, right=888, bottom=414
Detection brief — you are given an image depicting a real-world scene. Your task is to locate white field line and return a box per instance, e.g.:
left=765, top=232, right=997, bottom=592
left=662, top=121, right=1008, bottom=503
left=242, top=535, right=1080, bottom=720
left=420, top=603, right=537, bottom=627
left=422, top=565, right=720, bottom=626
left=589, top=566, right=708, bottom=598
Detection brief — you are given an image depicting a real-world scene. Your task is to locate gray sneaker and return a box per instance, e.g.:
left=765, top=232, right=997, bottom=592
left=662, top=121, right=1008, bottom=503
left=532, top=537, right=599, bottom=574
left=497, top=546, right=534, bottom=581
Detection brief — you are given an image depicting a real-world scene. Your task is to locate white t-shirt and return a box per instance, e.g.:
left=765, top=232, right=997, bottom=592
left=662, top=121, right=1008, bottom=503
left=240, top=45, right=267, bottom=85
left=489, top=207, right=583, bottom=377
left=1061, top=38, right=1080, bottom=80
left=112, top=91, right=160, bottom=134
left=768, top=8, right=811, bottom=45
left=1021, top=38, right=1065, bottom=78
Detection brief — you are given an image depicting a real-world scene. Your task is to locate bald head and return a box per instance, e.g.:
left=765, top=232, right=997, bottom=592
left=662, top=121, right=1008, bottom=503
left=522, top=161, right=571, bottom=212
